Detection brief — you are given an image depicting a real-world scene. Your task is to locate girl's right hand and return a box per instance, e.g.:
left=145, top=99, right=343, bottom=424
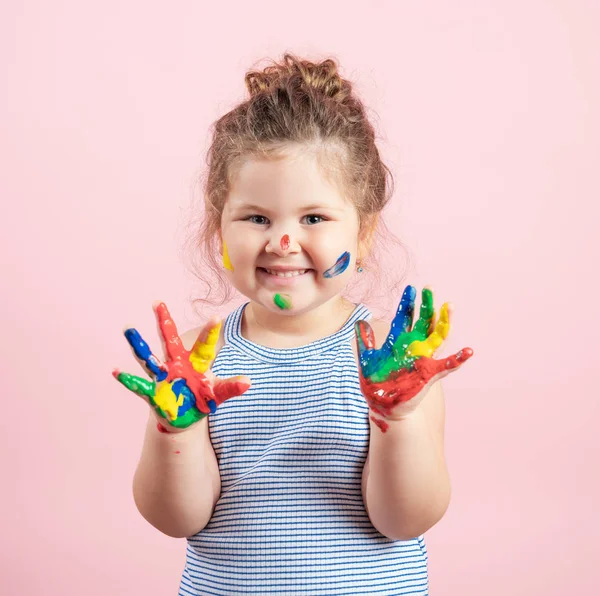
left=112, top=301, right=251, bottom=433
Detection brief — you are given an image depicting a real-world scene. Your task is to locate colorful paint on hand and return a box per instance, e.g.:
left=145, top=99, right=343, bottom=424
left=355, top=285, right=474, bottom=432
left=222, top=241, right=234, bottom=271
left=112, top=303, right=251, bottom=430
left=323, top=251, right=350, bottom=278
left=280, top=234, right=290, bottom=251
left=273, top=293, right=292, bottom=310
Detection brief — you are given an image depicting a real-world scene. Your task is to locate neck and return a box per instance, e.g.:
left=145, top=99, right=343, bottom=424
left=242, top=296, right=356, bottom=348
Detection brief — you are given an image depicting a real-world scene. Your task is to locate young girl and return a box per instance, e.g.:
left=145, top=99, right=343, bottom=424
left=113, top=54, right=473, bottom=596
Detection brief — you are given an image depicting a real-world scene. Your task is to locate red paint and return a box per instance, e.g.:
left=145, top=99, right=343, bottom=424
left=174, top=450, right=181, bottom=454
left=370, top=415, right=389, bottom=433
left=155, top=303, right=251, bottom=415
left=213, top=376, right=252, bottom=401
left=280, top=234, right=290, bottom=251
left=157, top=422, right=169, bottom=433
left=359, top=348, right=474, bottom=430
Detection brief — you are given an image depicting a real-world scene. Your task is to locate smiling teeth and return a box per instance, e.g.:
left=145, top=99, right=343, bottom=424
left=265, top=269, right=307, bottom=277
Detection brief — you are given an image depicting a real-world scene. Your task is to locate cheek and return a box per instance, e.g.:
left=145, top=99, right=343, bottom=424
left=224, top=227, right=259, bottom=262
left=221, top=234, right=259, bottom=289
left=309, top=228, right=358, bottom=269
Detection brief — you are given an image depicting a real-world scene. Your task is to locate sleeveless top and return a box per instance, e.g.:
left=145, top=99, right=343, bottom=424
left=178, top=302, right=429, bottom=596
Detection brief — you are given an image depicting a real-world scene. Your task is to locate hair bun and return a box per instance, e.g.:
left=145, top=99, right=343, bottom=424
left=245, top=53, right=350, bottom=102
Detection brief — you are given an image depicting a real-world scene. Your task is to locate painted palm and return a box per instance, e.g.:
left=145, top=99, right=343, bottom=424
left=112, top=302, right=250, bottom=431
left=355, top=286, right=473, bottom=431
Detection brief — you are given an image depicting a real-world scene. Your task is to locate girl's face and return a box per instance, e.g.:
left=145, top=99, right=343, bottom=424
left=220, top=148, right=362, bottom=316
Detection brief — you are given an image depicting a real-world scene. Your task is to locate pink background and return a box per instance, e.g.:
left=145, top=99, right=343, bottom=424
left=2, top=1, right=598, bottom=594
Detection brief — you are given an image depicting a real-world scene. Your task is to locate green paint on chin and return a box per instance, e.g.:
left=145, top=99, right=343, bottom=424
left=273, top=293, right=292, bottom=310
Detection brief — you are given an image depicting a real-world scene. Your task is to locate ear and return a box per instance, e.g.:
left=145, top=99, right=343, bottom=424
left=357, top=215, right=378, bottom=260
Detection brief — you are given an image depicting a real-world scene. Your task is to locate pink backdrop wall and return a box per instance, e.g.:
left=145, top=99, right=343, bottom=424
left=2, top=1, right=598, bottom=594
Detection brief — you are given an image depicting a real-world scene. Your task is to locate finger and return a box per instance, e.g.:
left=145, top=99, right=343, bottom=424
left=123, top=327, right=168, bottom=381
left=385, top=285, right=417, bottom=349
left=112, top=368, right=156, bottom=400
left=413, top=346, right=474, bottom=382
left=354, top=320, right=375, bottom=356
left=154, top=301, right=187, bottom=362
left=213, top=375, right=252, bottom=405
left=190, top=317, right=222, bottom=374
left=412, top=286, right=435, bottom=336
left=407, top=302, right=451, bottom=358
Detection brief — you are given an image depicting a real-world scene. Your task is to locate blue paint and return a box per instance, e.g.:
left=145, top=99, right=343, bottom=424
left=359, top=285, right=416, bottom=377
left=124, top=328, right=168, bottom=381
left=323, top=251, right=351, bottom=278
left=171, top=378, right=195, bottom=416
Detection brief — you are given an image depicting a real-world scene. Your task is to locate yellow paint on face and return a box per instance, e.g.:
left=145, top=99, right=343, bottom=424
left=222, top=242, right=234, bottom=271
left=407, top=303, right=450, bottom=358
left=190, top=321, right=221, bottom=374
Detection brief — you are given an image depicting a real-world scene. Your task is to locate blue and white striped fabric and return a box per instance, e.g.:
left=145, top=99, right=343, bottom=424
left=179, top=302, right=429, bottom=595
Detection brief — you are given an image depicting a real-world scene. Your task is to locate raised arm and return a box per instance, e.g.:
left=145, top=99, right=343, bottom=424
left=113, top=304, right=250, bottom=537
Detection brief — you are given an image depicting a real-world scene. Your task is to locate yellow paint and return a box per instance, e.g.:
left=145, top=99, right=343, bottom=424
left=190, top=321, right=221, bottom=373
left=222, top=242, right=234, bottom=271
left=407, top=303, right=450, bottom=358
left=154, top=382, right=183, bottom=421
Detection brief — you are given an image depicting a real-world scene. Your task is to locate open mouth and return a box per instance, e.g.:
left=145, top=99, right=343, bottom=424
left=257, top=268, right=314, bottom=285
left=259, top=268, right=311, bottom=278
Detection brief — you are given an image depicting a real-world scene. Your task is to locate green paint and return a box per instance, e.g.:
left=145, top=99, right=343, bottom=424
left=116, top=371, right=155, bottom=398
left=115, top=371, right=207, bottom=428
left=273, top=293, right=292, bottom=310
left=369, top=288, right=436, bottom=383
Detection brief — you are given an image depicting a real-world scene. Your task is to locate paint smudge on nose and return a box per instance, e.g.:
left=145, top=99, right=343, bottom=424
left=323, top=251, right=350, bottom=278
left=274, top=293, right=292, bottom=310
left=222, top=242, right=234, bottom=271
left=280, top=234, right=290, bottom=251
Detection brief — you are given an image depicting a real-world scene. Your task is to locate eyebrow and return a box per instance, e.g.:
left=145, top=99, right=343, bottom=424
left=229, top=203, right=267, bottom=212
left=229, top=202, right=344, bottom=214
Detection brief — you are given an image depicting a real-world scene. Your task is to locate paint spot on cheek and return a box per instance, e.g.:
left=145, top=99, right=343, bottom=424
left=222, top=241, right=234, bottom=271
left=274, top=293, right=292, bottom=309
left=280, top=234, right=290, bottom=251
left=323, top=251, right=351, bottom=278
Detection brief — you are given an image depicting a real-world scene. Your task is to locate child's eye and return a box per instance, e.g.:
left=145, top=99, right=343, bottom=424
left=246, top=215, right=270, bottom=225
left=302, top=214, right=326, bottom=225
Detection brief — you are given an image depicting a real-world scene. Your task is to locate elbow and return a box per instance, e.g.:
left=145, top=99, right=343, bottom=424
left=132, top=483, right=212, bottom=539
left=371, top=510, right=446, bottom=542
left=366, top=493, right=451, bottom=542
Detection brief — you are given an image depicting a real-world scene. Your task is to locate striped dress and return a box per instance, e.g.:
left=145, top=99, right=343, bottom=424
left=178, top=302, right=429, bottom=595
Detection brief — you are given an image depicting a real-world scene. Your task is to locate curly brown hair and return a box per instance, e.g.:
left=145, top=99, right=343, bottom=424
left=183, top=53, right=410, bottom=314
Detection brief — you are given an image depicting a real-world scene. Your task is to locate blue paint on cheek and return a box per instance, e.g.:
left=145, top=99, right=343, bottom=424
left=125, top=328, right=168, bottom=381
left=323, top=251, right=351, bottom=278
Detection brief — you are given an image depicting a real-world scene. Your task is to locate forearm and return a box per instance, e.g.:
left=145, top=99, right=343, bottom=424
left=132, top=414, right=220, bottom=538
left=363, top=408, right=450, bottom=540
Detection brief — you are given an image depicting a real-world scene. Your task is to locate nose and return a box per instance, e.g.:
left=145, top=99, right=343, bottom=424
left=265, top=230, right=301, bottom=257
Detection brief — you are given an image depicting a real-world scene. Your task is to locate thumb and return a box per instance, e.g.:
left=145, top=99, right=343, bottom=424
left=212, top=375, right=252, bottom=405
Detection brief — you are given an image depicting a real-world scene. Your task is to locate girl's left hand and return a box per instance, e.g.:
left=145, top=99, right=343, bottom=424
left=355, top=285, right=474, bottom=432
